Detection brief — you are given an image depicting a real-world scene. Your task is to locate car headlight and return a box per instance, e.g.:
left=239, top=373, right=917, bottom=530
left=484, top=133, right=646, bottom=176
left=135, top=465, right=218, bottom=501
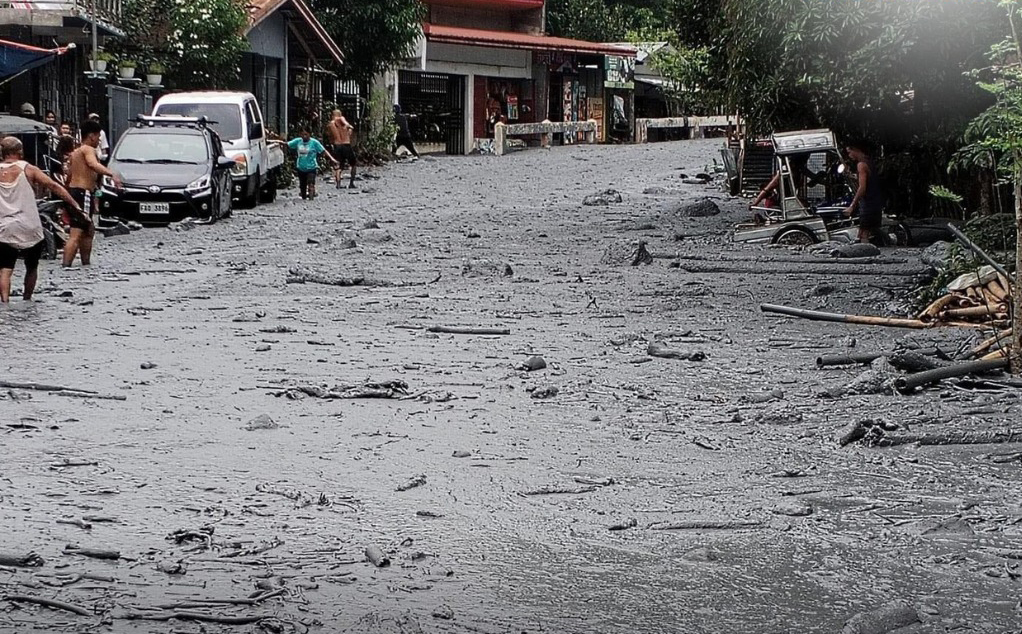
left=186, top=174, right=211, bottom=193
left=230, top=154, right=247, bottom=176
left=101, top=175, right=116, bottom=189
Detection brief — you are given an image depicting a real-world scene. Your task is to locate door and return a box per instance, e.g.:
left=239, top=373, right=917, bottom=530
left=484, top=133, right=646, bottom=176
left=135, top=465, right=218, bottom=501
left=245, top=100, right=266, bottom=184
left=398, top=71, right=466, bottom=155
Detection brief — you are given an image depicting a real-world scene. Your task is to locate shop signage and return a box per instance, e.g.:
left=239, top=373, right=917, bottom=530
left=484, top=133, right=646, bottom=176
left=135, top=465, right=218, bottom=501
left=605, top=56, right=635, bottom=90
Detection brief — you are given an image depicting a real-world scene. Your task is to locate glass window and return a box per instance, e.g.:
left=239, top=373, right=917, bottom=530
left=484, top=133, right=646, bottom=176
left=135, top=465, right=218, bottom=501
left=155, top=103, right=244, bottom=141
left=114, top=132, right=209, bottom=164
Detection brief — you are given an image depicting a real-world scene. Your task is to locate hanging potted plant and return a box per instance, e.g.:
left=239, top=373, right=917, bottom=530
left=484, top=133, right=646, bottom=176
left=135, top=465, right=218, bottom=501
left=146, top=62, right=165, bottom=86
left=118, top=59, right=137, bottom=80
left=91, top=51, right=113, bottom=73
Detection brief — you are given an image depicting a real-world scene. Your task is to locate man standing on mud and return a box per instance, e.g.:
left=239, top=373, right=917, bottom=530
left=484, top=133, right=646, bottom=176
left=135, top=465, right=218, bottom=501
left=392, top=105, right=419, bottom=159
left=63, top=119, right=121, bottom=267
left=325, top=109, right=357, bottom=189
left=0, top=137, right=82, bottom=303
left=843, top=141, right=884, bottom=244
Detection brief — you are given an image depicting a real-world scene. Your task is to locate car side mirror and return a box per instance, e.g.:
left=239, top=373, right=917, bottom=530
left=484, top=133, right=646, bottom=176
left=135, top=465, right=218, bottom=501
left=217, top=156, right=236, bottom=170
left=248, top=122, right=263, bottom=140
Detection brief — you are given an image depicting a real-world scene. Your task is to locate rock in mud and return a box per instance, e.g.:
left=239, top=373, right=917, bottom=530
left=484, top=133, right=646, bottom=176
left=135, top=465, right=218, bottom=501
left=519, top=355, right=547, bottom=371
left=772, top=500, right=813, bottom=517
left=156, top=559, right=187, bottom=575
left=397, top=475, right=427, bottom=492
left=806, top=282, right=838, bottom=297
left=461, top=258, right=513, bottom=277
left=754, top=405, right=804, bottom=426
left=910, top=515, right=974, bottom=537
left=830, top=243, right=881, bottom=258
left=432, top=605, right=454, bottom=620
left=245, top=414, right=279, bottom=431
left=643, top=186, right=667, bottom=195
left=682, top=547, right=718, bottom=562
left=100, top=222, right=131, bottom=237
left=168, top=218, right=198, bottom=232
left=531, top=385, right=559, bottom=399
left=843, top=357, right=897, bottom=396
left=608, top=518, right=637, bottom=531
left=365, top=545, right=390, bottom=568
left=921, top=241, right=953, bottom=271
left=677, top=198, right=720, bottom=217
left=140, top=362, right=157, bottom=370
left=452, top=450, right=471, bottom=458
left=841, top=601, right=920, bottom=634
left=360, top=228, right=393, bottom=243
left=601, top=240, right=653, bottom=266
left=583, top=189, right=623, bottom=206
left=744, top=389, right=784, bottom=404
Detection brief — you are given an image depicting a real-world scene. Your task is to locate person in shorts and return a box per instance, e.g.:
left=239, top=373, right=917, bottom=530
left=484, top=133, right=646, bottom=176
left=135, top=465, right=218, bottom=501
left=0, top=136, right=82, bottom=303
left=325, top=109, right=357, bottom=189
left=843, top=140, right=885, bottom=244
left=287, top=130, right=338, bottom=200
left=64, top=119, right=120, bottom=267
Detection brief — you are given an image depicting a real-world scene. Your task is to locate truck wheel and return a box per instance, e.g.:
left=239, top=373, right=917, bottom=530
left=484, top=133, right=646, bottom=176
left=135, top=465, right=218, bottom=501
left=774, top=228, right=817, bottom=247
left=260, top=175, right=277, bottom=204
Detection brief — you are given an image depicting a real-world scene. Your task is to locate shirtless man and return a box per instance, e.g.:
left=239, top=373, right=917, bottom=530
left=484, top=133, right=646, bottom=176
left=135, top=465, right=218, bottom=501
left=0, top=136, right=81, bottom=303
left=325, top=109, right=357, bottom=189
left=63, top=119, right=120, bottom=267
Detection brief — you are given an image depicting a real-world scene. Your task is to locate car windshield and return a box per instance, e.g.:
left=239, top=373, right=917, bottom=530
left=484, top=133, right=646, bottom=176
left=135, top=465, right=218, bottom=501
left=114, top=132, right=208, bottom=164
left=155, top=103, right=243, bottom=141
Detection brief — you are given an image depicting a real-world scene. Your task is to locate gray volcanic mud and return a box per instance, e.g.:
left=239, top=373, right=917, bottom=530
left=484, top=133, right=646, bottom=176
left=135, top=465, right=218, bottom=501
left=2, top=140, right=1020, bottom=633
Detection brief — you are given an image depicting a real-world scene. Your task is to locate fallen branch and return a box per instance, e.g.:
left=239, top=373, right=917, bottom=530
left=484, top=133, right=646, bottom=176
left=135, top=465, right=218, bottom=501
left=763, top=304, right=947, bottom=330
left=63, top=546, right=120, bottom=560
left=0, top=552, right=44, bottom=567
left=119, top=611, right=267, bottom=624
left=681, top=263, right=925, bottom=277
left=521, top=485, right=598, bottom=496
left=865, top=429, right=1022, bottom=447
left=648, top=520, right=764, bottom=530
left=0, top=380, right=97, bottom=394
left=894, top=358, right=1009, bottom=393
left=365, top=545, right=390, bottom=568
left=427, top=325, right=510, bottom=335
left=816, top=348, right=941, bottom=368
left=4, top=594, right=91, bottom=616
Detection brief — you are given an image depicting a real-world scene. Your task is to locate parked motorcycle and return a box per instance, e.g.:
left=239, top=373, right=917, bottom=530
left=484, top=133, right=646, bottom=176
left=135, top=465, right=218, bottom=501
left=37, top=198, right=67, bottom=260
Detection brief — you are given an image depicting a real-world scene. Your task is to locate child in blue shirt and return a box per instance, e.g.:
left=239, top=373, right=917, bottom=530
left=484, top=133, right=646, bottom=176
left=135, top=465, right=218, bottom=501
left=287, top=130, right=339, bottom=200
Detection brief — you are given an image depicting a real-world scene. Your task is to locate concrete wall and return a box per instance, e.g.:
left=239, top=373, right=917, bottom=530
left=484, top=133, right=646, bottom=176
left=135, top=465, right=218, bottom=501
left=425, top=43, right=531, bottom=79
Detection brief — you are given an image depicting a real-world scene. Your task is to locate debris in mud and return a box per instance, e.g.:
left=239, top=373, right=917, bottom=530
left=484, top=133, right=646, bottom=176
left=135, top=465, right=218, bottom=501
left=806, top=282, right=838, bottom=297
left=286, top=265, right=380, bottom=287
left=921, top=241, right=953, bottom=271
left=649, top=519, right=764, bottom=531
left=428, top=325, right=510, bottom=335
left=245, top=414, right=280, bottom=431
left=608, top=518, right=638, bottom=531
left=365, top=545, right=391, bottom=568
left=0, top=551, right=44, bottom=567
left=397, top=475, right=427, bottom=492
left=416, top=510, right=444, bottom=518
left=168, top=217, right=198, bottom=232
left=273, top=380, right=410, bottom=400
left=461, top=258, right=514, bottom=277
left=156, top=559, right=188, bottom=575
left=530, top=385, right=559, bottom=399
left=432, top=605, right=454, bottom=620
left=910, top=516, right=975, bottom=537
left=828, top=243, right=881, bottom=259
left=682, top=547, right=718, bottom=563
left=0, top=380, right=126, bottom=401
left=601, top=240, right=653, bottom=266
left=255, top=482, right=332, bottom=508
left=522, top=485, right=597, bottom=496
left=647, top=342, right=706, bottom=361
left=744, top=389, right=784, bottom=404
left=754, top=405, right=804, bottom=426
left=837, top=420, right=871, bottom=447
left=259, top=325, right=297, bottom=334
left=452, top=450, right=471, bottom=458
left=168, top=525, right=214, bottom=550
left=255, top=344, right=271, bottom=352
left=677, top=198, right=720, bottom=217
left=63, top=545, right=120, bottom=560
left=3, top=594, right=92, bottom=617
left=841, top=601, right=919, bottom=634
left=858, top=428, right=1022, bottom=448
left=772, top=500, right=813, bottom=517
left=582, top=188, right=623, bottom=206
left=517, top=355, right=547, bottom=371
left=140, top=362, right=157, bottom=370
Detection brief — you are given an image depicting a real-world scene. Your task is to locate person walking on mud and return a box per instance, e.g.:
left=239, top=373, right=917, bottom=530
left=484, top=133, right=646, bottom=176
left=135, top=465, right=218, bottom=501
left=392, top=105, right=419, bottom=159
left=0, top=137, right=82, bottom=303
left=843, top=140, right=884, bottom=244
left=325, top=109, right=358, bottom=189
left=288, top=129, right=339, bottom=201
left=63, top=119, right=121, bottom=268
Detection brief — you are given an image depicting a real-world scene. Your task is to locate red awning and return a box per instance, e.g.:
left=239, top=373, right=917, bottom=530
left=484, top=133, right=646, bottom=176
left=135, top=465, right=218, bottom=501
left=423, top=24, right=636, bottom=57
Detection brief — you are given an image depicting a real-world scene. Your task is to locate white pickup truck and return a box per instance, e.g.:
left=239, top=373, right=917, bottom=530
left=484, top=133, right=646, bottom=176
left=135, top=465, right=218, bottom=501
left=151, top=91, right=284, bottom=207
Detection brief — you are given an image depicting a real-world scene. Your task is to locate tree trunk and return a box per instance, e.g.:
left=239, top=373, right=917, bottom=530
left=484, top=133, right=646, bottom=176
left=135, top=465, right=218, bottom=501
left=1013, top=168, right=1022, bottom=374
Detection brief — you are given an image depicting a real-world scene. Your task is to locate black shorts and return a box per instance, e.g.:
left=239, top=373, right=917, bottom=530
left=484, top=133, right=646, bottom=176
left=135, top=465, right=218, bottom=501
left=67, top=187, right=94, bottom=232
left=297, top=168, right=317, bottom=185
left=858, top=209, right=883, bottom=231
left=0, top=240, right=44, bottom=270
left=333, top=144, right=357, bottom=166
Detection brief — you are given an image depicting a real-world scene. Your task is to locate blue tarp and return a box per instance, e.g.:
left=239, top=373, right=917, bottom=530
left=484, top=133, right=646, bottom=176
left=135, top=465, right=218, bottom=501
left=0, top=39, right=69, bottom=80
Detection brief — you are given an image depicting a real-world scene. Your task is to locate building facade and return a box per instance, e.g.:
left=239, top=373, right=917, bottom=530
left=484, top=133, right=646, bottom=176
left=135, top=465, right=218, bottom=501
left=390, top=0, right=635, bottom=154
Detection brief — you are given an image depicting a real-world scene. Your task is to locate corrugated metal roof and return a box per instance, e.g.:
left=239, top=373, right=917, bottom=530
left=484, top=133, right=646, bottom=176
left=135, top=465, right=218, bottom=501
left=423, top=24, right=637, bottom=57
left=246, top=0, right=343, bottom=64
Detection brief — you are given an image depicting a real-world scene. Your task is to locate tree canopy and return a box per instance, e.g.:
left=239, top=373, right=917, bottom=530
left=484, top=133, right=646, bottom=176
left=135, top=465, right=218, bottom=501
left=308, top=0, right=425, bottom=84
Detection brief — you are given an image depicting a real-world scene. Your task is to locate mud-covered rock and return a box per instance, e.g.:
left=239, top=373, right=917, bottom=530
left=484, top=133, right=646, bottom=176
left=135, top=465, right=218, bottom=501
left=245, top=414, right=279, bottom=431
left=583, top=189, right=623, bottom=206
left=921, top=241, right=953, bottom=271
left=830, top=243, right=881, bottom=258
left=677, top=198, right=720, bottom=217
left=841, top=601, right=920, bottom=634
left=772, top=500, right=813, bottom=517
left=462, top=258, right=513, bottom=277
left=601, top=240, right=653, bottom=266
left=842, top=357, right=897, bottom=396
left=755, top=404, right=804, bottom=426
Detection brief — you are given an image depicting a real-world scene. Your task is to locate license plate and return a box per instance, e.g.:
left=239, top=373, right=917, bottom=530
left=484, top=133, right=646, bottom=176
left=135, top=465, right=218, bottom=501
left=139, top=202, right=170, bottom=214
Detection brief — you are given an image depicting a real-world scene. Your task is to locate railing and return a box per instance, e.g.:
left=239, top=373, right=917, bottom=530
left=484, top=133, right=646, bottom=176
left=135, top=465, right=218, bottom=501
left=635, top=115, right=741, bottom=143
left=0, top=0, right=122, bottom=24
left=492, top=120, right=599, bottom=156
